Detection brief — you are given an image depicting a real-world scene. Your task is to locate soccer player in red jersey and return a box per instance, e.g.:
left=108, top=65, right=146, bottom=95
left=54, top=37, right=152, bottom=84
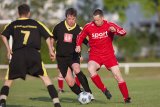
left=76, top=9, right=131, bottom=103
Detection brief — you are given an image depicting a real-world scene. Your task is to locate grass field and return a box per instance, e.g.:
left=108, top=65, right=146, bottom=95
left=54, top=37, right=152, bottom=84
left=0, top=67, right=160, bottom=107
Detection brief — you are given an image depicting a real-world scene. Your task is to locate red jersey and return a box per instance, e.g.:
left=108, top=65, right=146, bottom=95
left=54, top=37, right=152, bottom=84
left=76, top=20, right=126, bottom=58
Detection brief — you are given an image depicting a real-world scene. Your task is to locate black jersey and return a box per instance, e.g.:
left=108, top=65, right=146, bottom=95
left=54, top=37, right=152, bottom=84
left=1, top=18, right=52, bottom=51
left=52, top=21, right=82, bottom=57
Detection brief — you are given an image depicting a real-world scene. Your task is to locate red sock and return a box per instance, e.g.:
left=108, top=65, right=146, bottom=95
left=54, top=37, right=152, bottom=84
left=118, top=82, right=129, bottom=100
left=91, top=74, right=107, bottom=92
left=58, top=78, right=63, bottom=90
left=75, top=76, right=81, bottom=87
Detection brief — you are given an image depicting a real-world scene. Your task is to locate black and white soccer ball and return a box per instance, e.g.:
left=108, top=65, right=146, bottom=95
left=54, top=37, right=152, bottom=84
left=78, top=91, right=91, bottom=104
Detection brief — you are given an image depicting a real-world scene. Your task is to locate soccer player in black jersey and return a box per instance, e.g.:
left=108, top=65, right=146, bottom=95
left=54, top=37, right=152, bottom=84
left=51, top=8, right=94, bottom=100
left=0, top=4, right=61, bottom=107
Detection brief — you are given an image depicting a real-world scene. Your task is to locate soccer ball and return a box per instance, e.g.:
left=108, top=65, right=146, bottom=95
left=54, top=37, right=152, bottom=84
left=78, top=91, right=91, bottom=104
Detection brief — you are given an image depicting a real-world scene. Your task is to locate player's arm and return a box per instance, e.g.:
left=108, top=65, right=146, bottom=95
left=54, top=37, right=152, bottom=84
left=1, top=35, right=12, bottom=60
left=50, top=38, right=55, bottom=51
left=79, top=26, right=89, bottom=47
left=46, top=37, right=55, bottom=61
left=51, top=26, right=58, bottom=52
left=37, top=21, right=55, bottom=61
left=1, top=23, right=13, bottom=60
left=76, top=26, right=88, bottom=53
left=108, top=22, right=126, bottom=36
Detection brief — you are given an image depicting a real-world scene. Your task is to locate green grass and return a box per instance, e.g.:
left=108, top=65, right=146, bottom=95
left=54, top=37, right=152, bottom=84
left=0, top=68, right=160, bottom=107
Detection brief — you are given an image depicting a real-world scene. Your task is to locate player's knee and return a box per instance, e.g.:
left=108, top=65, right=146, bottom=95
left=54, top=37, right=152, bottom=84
left=88, top=67, right=97, bottom=75
left=65, top=77, right=75, bottom=86
left=41, top=76, right=52, bottom=86
left=72, top=66, right=80, bottom=74
left=88, top=66, right=95, bottom=72
left=73, top=69, right=80, bottom=74
left=67, top=80, right=75, bottom=86
left=90, top=72, right=97, bottom=77
left=114, top=75, right=124, bottom=83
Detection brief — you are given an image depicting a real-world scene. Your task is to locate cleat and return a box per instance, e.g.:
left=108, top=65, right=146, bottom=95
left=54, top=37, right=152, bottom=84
left=125, top=97, right=131, bottom=103
left=90, top=94, right=95, bottom=101
left=0, top=99, right=6, bottom=107
left=103, top=90, right=112, bottom=100
left=54, top=103, right=61, bottom=107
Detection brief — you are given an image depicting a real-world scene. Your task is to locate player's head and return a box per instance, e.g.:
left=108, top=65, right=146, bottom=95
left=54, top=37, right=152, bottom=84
left=65, top=8, right=77, bottom=27
left=93, top=9, right=104, bottom=26
left=18, top=4, right=30, bottom=18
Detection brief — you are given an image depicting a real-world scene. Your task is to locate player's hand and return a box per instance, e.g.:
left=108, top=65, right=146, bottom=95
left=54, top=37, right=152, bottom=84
left=80, top=56, right=83, bottom=63
left=49, top=50, right=56, bottom=62
left=109, top=26, right=116, bottom=33
left=7, top=49, right=12, bottom=61
left=87, top=48, right=90, bottom=53
left=75, top=46, right=81, bottom=53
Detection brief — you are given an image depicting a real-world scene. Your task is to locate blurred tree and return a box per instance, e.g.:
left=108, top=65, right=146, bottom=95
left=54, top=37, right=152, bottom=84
left=135, top=0, right=160, bottom=24
left=76, top=0, right=102, bottom=26
left=114, top=35, right=140, bottom=61
left=0, top=0, right=67, bottom=26
left=103, top=0, right=130, bottom=22
left=0, top=0, right=68, bottom=63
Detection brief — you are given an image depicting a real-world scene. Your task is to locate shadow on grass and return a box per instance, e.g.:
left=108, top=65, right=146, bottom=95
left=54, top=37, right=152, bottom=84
left=29, top=97, right=51, bottom=102
left=7, top=105, right=34, bottom=107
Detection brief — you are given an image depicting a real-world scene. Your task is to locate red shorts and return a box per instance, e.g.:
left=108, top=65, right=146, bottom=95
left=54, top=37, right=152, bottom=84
left=89, top=54, right=118, bottom=69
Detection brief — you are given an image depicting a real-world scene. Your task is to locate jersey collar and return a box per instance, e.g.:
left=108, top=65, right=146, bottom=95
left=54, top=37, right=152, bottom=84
left=65, top=20, right=76, bottom=31
left=18, top=18, right=29, bottom=20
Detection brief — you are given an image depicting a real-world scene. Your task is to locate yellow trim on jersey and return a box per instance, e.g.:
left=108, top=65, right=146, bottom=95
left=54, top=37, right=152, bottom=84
left=14, top=25, right=37, bottom=29
left=41, top=62, right=48, bottom=76
left=5, top=68, right=9, bottom=80
left=65, top=20, right=76, bottom=31
left=2, top=23, right=10, bottom=33
left=37, top=21, right=53, bottom=37
left=18, top=18, right=29, bottom=20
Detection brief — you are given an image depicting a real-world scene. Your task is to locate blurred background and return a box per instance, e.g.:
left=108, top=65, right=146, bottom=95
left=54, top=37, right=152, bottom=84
left=0, top=0, right=160, bottom=64
left=0, top=1, right=160, bottom=106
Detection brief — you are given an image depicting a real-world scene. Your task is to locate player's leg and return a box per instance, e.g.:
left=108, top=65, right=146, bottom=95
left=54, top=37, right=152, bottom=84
left=72, top=63, right=92, bottom=94
left=0, top=80, right=13, bottom=107
left=110, top=66, right=131, bottom=103
left=74, top=74, right=81, bottom=87
left=63, top=67, right=82, bottom=95
left=57, top=56, right=82, bottom=95
left=0, top=49, right=27, bottom=107
left=88, top=60, right=112, bottom=99
left=39, top=75, right=61, bottom=107
left=27, top=49, right=61, bottom=107
left=57, top=70, right=64, bottom=93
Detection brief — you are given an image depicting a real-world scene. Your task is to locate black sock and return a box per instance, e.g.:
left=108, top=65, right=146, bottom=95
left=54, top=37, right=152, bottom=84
left=0, top=86, right=9, bottom=97
left=76, top=71, right=92, bottom=94
left=47, top=85, right=58, bottom=99
left=69, top=83, right=82, bottom=95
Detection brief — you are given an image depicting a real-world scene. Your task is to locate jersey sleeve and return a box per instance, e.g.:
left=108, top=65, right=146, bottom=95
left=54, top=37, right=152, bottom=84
left=76, top=25, right=89, bottom=46
left=1, top=23, right=12, bottom=40
left=108, top=22, right=126, bottom=36
left=37, top=21, right=53, bottom=39
left=52, top=25, right=58, bottom=41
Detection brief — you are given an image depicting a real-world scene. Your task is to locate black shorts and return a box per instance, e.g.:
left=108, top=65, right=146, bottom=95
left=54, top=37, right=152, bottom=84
left=56, top=54, right=80, bottom=78
left=5, top=47, right=48, bottom=80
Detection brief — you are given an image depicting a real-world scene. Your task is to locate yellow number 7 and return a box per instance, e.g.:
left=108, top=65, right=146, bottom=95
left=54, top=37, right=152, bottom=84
left=21, top=30, right=30, bottom=45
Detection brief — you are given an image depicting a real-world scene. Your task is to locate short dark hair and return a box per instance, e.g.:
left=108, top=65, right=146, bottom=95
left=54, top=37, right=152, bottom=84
left=93, top=9, right=103, bottom=17
left=65, top=8, right=77, bottom=17
left=18, top=4, right=30, bottom=16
